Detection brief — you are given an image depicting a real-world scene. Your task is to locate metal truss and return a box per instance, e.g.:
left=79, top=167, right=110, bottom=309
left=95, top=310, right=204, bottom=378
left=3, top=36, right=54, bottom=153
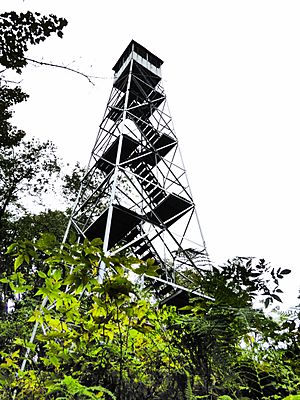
left=67, top=40, right=211, bottom=306
left=17, top=41, right=213, bottom=379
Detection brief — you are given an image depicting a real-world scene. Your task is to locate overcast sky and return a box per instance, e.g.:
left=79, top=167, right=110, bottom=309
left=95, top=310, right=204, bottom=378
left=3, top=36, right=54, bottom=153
left=2, top=0, right=300, bottom=307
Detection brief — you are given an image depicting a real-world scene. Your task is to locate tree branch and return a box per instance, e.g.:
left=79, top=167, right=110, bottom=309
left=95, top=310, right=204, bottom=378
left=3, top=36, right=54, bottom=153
left=25, top=57, right=98, bottom=85
left=0, top=77, right=23, bottom=85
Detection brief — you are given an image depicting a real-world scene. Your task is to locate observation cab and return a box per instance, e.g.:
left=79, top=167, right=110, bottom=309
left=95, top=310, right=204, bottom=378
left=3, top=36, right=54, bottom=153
left=113, top=39, right=163, bottom=92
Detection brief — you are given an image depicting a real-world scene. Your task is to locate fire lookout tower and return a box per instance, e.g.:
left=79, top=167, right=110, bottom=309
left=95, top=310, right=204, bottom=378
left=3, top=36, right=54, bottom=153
left=69, top=40, right=210, bottom=305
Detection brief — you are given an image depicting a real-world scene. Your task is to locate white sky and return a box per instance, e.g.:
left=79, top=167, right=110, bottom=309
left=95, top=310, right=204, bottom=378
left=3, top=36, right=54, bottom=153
left=1, top=0, right=300, bottom=307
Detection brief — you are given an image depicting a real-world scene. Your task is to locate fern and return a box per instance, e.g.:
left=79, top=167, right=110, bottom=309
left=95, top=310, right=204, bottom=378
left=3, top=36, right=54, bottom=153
left=184, top=369, right=194, bottom=400
left=46, top=375, right=116, bottom=399
left=183, top=370, right=212, bottom=400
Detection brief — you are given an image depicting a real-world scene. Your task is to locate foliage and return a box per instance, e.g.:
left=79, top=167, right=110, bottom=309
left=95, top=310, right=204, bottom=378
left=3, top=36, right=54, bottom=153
left=0, top=137, right=61, bottom=219
left=0, top=9, right=68, bottom=222
left=8, top=209, right=70, bottom=243
left=167, top=256, right=299, bottom=399
left=0, top=7, right=299, bottom=400
left=0, top=209, right=70, bottom=318
left=62, top=161, right=85, bottom=204
left=0, top=235, right=187, bottom=399
left=0, top=85, right=28, bottom=147
left=0, top=9, right=69, bottom=316
left=0, top=11, right=67, bottom=73
left=0, top=234, right=299, bottom=399
left=46, top=375, right=117, bottom=399
left=197, top=257, right=291, bottom=309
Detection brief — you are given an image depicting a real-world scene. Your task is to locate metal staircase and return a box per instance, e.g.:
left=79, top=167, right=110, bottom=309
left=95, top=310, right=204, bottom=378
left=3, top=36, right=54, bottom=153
left=69, top=40, right=211, bottom=305
left=18, top=41, right=214, bottom=377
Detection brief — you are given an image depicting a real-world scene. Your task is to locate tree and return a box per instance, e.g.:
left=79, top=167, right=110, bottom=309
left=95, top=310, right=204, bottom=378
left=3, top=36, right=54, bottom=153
left=0, top=11, right=67, bottom=73
left=166, top=257, right=299, bottom=399
left=0, top=85, right=27, bottom=148
left=0, top=10, right=68, bottom=222
left=0, top=137, right=61, bottom=223
left=0, top=10, right=68, bottom=315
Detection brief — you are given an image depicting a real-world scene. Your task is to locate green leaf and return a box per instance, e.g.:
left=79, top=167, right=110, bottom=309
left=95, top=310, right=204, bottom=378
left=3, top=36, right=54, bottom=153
left=38, top=270, right=47, bottom=278
left=90, top=237, right=103, bottom=247
left=14, top=254, right=24, bottom=270
left=53, top=269, right=62, bottom=280
left=14, top=338, right=24, bottom=346
left=13, top=284, right=33, bottom=294
left=49, top=354, right=60, bottom=368
left=6, top=243, right=18, bottom=254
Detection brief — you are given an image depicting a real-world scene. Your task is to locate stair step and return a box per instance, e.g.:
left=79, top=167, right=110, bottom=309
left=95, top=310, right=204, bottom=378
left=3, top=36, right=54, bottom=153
left=135, top=243, right=149, bottom=256
left=133, top=238, right=145, bottom=248
left=142, top=252, right=155, bottom=261
left=147, top=193, right=193, bottom=227
left=96, top=134, right=139, bottom=174
left=125, top=226, right=140, bottom=243
left=139, top=168, right=150, bottom=179
left=132, top=117, right=160, bottom=143
left=143, top=182, right=156, bottom=192
left=151, top=188, right=166, bottom=204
